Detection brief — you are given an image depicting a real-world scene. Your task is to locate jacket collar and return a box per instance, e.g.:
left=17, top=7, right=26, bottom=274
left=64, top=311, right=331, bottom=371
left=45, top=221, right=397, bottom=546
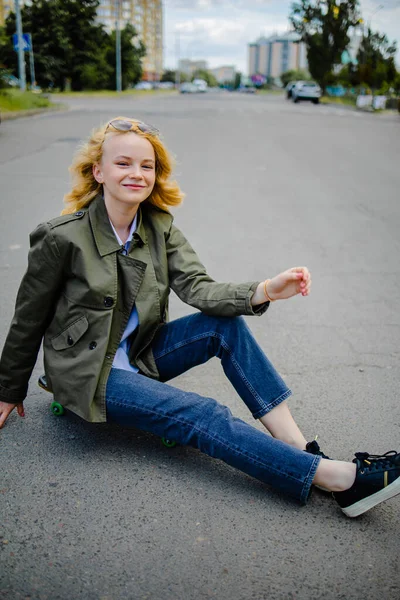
left=89, top=195, right=147, bottom=257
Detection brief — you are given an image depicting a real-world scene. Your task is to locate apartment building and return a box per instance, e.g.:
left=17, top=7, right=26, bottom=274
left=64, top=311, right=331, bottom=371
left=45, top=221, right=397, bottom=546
left=210, top=65, right=236, bottom=84
left=0, top=0, right=31, bottom=25
left=248, top=31, right=307, bottom=80
left=96, top=0, right=163, bottom=81
left=0, top=1, right=10, bottom=25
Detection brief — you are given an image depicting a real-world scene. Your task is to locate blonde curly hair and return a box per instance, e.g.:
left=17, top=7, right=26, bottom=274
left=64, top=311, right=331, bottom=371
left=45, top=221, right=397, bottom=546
left=62, top=117, right=184, bottom=215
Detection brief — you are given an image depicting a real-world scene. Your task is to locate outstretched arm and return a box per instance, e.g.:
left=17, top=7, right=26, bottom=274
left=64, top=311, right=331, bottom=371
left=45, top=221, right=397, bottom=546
left=166, top=223, right=269, bottom=317
left=251, top=267, right=311, bottom=305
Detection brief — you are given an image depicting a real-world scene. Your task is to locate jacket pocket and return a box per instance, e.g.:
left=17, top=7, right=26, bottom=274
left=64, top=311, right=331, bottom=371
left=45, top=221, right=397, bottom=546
left=51, top=315, right=89, bottom=351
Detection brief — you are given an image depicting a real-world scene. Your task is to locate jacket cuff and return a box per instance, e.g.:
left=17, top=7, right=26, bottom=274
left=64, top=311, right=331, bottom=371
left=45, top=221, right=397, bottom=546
left=0, top=382, right=27, bottom=404
left=243, top=282, right=270, bottom=316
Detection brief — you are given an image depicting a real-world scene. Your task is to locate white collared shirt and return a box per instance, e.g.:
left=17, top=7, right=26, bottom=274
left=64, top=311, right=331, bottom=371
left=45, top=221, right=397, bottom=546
left=109, top=215, right=139, bottom=373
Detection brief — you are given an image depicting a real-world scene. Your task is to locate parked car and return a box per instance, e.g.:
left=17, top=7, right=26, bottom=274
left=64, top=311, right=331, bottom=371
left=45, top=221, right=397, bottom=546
left=158, top=81, right=175, bottom=89
left=192, top=78, right=208, bottom=93
left=239, top=86, right=257, bottom=94
left=285, top=81, right=297, bottom=99
left=291, top=81, right=321, bottom=104
left=134, top=81, right=153, bottom=90
left=179, top=82, right=198, bottom=94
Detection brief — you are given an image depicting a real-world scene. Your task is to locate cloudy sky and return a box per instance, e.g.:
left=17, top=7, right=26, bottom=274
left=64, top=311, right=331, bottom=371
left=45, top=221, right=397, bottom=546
left=163, top=0, right=400, bottom=73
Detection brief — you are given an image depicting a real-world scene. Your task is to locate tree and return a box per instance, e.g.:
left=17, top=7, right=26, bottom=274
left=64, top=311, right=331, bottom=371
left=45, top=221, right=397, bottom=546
left=1, top=0, right=104, bottom=90
left=161, top=69, right=189, bottom=83
left=290, top=0, right=361, bottom=90
left=334, top=63, right=359, bottom=87
left=357, top=29, right=397, bottom=91
left=161, top=69, right=176, bottom=82
left=192, top=69, right=218, bottom=88
left=105, top=23, right=145, bottom=89
left=233, top=71, right=242, bottom=89
left=0, top=26, right=9, bottom=66
left=393, top=71, right=400, bottom=95
left=0, top=0, right=145, bottom=91
left=54, top=0, right=111, bottom=91
left=280, top=68, right=310, bottom=87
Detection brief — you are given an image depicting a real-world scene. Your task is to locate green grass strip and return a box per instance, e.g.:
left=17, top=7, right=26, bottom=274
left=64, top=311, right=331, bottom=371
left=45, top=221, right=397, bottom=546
left=0, top=88, right=53, bottom=112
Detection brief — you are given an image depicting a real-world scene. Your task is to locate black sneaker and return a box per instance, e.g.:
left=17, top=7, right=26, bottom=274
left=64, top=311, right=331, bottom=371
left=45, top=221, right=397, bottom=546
left=333, top=451, right=400, bottom=517
left=305, top=439, right=331, bottom=461
left=305, top=438, right=331, bottom=493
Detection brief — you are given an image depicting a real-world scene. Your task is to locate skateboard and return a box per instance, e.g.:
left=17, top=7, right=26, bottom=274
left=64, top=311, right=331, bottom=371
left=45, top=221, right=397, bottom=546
left=37, top=374, right=177, bottom=448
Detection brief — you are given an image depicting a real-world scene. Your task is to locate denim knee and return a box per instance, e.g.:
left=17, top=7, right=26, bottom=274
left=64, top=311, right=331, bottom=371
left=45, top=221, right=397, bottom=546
left=196, top=314, right=250, bottom=355
left=153, top=312, right=291, bottom=422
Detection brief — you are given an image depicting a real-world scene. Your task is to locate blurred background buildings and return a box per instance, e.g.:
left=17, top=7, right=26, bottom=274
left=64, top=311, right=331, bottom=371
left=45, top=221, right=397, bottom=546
left=210, top=65, right=236, bottom=84
left=0, top=0, right=21, bottom=25
left=248, top=31, right=307, bottom=80
left=96, top=0, right=163, bottom=81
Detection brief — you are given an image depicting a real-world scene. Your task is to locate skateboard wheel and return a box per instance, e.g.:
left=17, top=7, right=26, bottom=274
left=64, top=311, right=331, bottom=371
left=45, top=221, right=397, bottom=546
left=161, top=437, right=177, bottom=448
left=51, top=401, right=65, bottom=416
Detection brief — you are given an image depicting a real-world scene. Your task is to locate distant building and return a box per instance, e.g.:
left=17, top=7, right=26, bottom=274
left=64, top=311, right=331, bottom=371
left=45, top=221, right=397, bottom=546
left=210, top=65, right=236, bottom=84
left=0, top=0, right=31, bottom=25
left=178, top=59, right=208, bottom=77
left=96, top=0, right=163, bottom=81
left=248, top=31, right=307, bottom=79
left=0, top=0, right=10, bottom=25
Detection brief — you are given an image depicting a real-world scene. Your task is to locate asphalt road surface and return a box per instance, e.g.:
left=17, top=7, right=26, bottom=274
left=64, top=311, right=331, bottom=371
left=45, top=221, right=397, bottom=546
left=0, top=91, right=399, bottom=600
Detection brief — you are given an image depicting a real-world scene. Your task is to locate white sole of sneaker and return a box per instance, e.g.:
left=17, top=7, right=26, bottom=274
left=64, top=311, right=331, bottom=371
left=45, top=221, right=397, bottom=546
left=314, top=484, right=330, bottom=493
left=340, top=477, right=400, bottom=517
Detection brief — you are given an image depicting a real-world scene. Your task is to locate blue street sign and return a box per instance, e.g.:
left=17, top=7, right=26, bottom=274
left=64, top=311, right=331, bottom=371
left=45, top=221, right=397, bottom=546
left=13, top=33, right=31, bottom=52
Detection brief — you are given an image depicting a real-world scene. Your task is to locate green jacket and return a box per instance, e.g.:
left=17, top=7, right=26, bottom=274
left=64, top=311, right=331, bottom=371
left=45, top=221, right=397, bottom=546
left=0, top=195, right=268, bottom=422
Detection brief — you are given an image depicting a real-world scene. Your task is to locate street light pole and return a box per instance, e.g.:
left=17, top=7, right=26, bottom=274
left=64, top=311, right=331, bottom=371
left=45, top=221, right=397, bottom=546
left=14, top=0, right=26, bottom=91
left=28, top=35, right=36, bottom=88
left=115, top=0, right=122, bottom=92
left=175, top=30, right=181, bottom=89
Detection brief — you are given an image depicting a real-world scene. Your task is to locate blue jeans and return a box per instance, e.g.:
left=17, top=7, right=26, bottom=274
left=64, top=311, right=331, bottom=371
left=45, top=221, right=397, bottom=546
left=106, top=314, right=320, bottom=504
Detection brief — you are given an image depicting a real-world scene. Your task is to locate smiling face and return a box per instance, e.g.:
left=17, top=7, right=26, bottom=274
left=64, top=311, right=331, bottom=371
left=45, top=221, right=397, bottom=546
left=92, top=132, right=156, bottom=213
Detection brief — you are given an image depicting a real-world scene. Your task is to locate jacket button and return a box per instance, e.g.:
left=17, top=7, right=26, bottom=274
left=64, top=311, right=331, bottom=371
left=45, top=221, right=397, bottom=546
left=89, top=341, right=97, bottom=350
left=67, top=335, right=74, bottom=346
left=75, top=210, right=84, bottom=217
left=104, top=296, right=114, bottom=307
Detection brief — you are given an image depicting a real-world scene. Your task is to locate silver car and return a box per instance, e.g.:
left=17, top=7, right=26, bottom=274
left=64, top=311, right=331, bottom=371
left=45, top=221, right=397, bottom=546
left=179, top=82, right=198, bottom=94
left=292, top=81, right=321, bottom=104
left=285, top=81, right=297, bottom=99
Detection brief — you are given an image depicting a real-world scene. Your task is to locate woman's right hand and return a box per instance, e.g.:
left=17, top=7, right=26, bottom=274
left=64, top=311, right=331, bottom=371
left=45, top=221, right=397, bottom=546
left=0, top=401, right=24, bottom=429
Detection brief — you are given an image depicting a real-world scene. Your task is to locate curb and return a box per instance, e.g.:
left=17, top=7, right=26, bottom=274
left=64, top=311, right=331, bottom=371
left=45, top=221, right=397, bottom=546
left=1, top=104, right=69, bottom=121
left=321, top=101, right=399, bottom=119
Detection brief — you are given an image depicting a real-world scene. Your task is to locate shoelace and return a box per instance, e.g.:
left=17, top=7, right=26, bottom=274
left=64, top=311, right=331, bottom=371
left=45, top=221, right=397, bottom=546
left=353, top=450, right=399, bottom=472
left=307, top=436, right=331, bottom=460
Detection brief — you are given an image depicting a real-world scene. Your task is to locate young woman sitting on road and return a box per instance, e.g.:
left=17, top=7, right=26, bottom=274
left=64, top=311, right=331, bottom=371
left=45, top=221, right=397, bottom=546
left=0, top=116, right=398, bottom=517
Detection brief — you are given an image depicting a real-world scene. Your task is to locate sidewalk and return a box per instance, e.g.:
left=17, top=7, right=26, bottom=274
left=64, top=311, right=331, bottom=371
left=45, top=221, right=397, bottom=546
left=321, top=98, right=399, bottom=119
left=1, top=104, right=68, bottom=121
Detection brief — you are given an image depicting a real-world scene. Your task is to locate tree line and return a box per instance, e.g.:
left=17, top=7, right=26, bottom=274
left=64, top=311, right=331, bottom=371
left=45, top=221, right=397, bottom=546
left=0, top=0, right=145, bottom=91
left=290, top=0, right=399, bottom=93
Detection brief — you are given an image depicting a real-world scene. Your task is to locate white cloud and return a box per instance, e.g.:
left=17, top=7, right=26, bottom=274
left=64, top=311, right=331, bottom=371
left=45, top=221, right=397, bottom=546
left=164, top=4, right=289, bottom=72
left=164, top=0, right=400, bottom=72
left=175, top=17, right=246, bottom=44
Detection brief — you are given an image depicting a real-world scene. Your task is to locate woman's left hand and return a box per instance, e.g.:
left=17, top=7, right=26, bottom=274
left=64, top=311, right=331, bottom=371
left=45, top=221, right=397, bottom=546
left=266, top=267, right=311, bottom=301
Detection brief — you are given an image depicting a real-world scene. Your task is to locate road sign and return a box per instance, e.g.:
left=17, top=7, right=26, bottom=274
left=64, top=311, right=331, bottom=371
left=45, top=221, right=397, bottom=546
left=13, top=33, right=31, bottom=52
